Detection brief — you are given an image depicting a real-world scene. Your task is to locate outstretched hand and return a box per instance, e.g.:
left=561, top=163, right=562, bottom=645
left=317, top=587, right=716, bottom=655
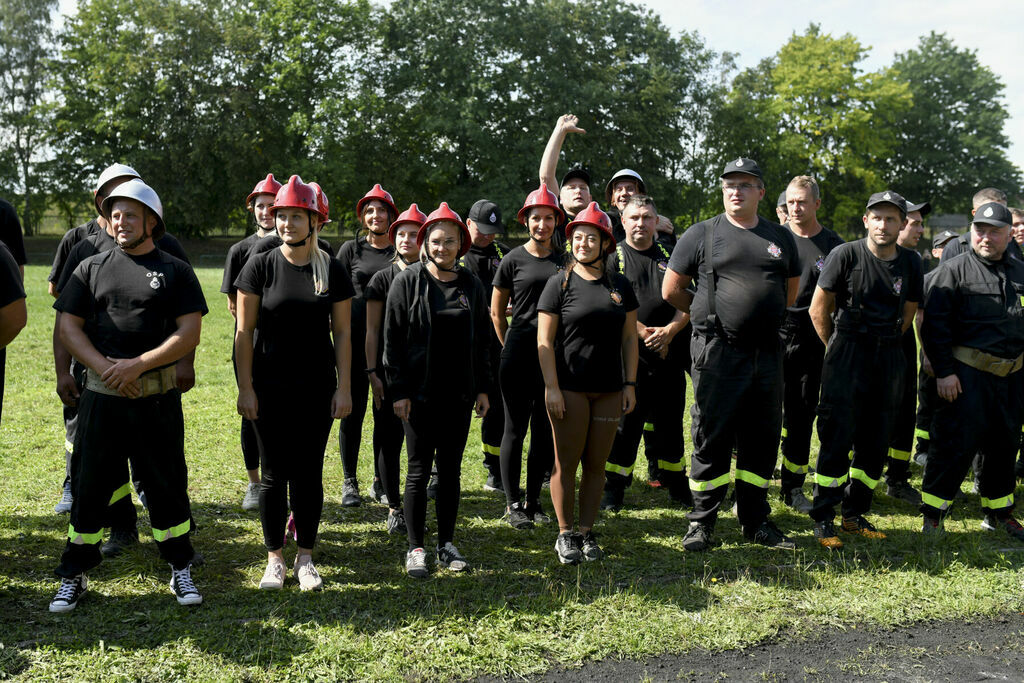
left=558, top=114, right=585, bottom=135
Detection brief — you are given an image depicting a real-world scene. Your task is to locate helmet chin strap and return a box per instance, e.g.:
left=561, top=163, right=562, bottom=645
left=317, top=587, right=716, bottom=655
left=428, top=252, right=459, bottom=273
left=118, top=223, right=151, bottom=252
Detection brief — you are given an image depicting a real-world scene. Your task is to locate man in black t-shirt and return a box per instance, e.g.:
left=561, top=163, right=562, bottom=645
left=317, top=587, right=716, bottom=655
left=49, top=179, right=208, bottom=613
left=777, top=176, right=844, bottom=514
left=664, top=157, right=800, bottom=552
left=603, top=195, right=691, bottom=511
left=461, top=199, right=511, bottom=492
left=808, top=191, right=923, bottom=549
left=0, top=198, right=25, bottom=431
left=0, top=242, right=26, bottom=426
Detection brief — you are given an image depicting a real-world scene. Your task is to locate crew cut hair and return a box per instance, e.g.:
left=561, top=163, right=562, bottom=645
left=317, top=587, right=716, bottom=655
left=787, top=175, right=820, bottom=201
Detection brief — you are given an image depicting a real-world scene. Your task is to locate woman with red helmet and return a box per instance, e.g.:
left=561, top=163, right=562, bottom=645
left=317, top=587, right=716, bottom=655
left=336, top=184, right=398, bottom=508
left=491, top=183, right=565, bottom=529
left=363, top=204, right=426, bottom=536
left=222, top=173, right=281, bottom=511
left=537, top=201, right=639, bottom=565
left=383, top=203, right=491, bottom=578
left=234, top=176, right=354, bottom=591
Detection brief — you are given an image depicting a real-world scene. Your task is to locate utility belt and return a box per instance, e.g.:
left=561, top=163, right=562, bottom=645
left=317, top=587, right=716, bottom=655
left=834, top=323, right=902, bottom=346
left=952, top=346, right=1024, bottom=378
left=85, top=365, right=177, bottom=398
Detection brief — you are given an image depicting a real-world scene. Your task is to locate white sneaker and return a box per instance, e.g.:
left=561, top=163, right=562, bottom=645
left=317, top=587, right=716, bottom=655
left=169, top=564, right=202, bottom=606
left=241, top=482, right=260, bottom=511
left=406, top=547, right=429, bottom=578
left=259, top=557, right=286, bottom=589
left=294, top=555, right=323, bottom=591
left=49, top=574, right=87, bottom=613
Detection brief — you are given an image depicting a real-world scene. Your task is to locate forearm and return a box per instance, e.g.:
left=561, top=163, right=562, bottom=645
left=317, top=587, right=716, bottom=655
left=135, top=326, right=200, bottom=374
left=539, top=125, right=566, bottom=188
left=335, top=328, right=352, bottom=394
left=53, top=313, right=73, bottom=377
left=60, top=322, right=111, bottom=375
left=490, top=306, right=509, bottom=345
left=234, top=329, right=256, bottom=392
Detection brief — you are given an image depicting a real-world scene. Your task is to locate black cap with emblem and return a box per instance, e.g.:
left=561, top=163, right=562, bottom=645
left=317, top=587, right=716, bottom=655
left=932, top=230, right=958, bottom=248
left=866, top=190, right=907, bottom=216
left=467, top=199, right=504, bottom=235
left=720, top=157, right=763, bottom=180
left=560, top=165, right=591, bottom=189
left=906, top=199, right=931, bottom=217
left=972, top=202, right=1012, bottom=228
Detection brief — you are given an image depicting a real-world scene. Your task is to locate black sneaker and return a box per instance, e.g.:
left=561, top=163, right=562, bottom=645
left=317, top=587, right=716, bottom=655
left=341, top=478, right=361, bottom=507
left=982, top=513, right=1024, bottom=542
left=371, top=478, right=388, bottom=505
left=554, top=531, right=582, bottom=565
left=506, top=502, right=534, bottom=530
left=101, top=527, right=139, bottom=558
left=524, top=500, right=551, bottom=524
left=600, top=487, right=623, bottom=512
left=682, top=522, right=716, bottom=552
left=483, top=471, right=504, bottom=493
left=814, top=519, right=844, bottom=549
left=921, top=516, right=944, bottom=536
left=580, top=531, right=603, bottom=561
left=436, top=542, right=469, bottom=572
left=169, top=564, right=202, bottom=606
left=49, top=574, right=87, bottom=613
left=886, top=480, right=922, bottom=506
left=747, top=520, right=796, bottom=549
left=386, top=507, right=407, bottom=535
left=427, top=472, right=439, bottom=500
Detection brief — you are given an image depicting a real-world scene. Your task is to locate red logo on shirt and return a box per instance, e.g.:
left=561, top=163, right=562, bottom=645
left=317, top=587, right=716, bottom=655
left=767, top=243, right=782, bottom=259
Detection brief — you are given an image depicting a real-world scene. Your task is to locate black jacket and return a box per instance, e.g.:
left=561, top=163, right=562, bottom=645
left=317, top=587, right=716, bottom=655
left=382, top=261, right=492, bottom=403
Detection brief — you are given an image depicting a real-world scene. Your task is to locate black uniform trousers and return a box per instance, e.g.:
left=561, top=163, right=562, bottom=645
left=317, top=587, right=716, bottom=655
left=339, top=334, right=392, bottom=482
left=479, top=335, right=504, bottom=477
left=779, top=316, right=825, bottom=492
left=914, top=353, right=937, bottom=458
left=810, top=330, right=904, bottom=523
left=885, top=328, right=917, bottom=483
left=920, top=363, right=1021, bottom=519
left=605, top=354, right=686, bottom=491
left=56, top=390, right=193, bottom=578
left=374, top=392, right=405, bottom=508
left=687, top=335, right=782, bottom=532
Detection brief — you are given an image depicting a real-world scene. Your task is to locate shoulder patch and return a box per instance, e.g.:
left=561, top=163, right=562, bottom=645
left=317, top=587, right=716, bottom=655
left=767, top=242, right=782, bottom=259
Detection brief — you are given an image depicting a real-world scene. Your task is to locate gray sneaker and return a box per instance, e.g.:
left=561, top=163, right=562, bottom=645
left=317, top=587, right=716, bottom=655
left=54, top=481, right=73, bottom=514
left=406, top=547, right=429, bottom=578
left=241, top=482, right=260, bottom=511
left=682, top=522, right=717, bottom=552
left=386, top=508, right=407, bottom=535
left=784, top=487, right=813, bottom=513
left=554, top=531, right=582, bottom=565
left=580, top=532, right=603, bottom=561
left=436, top=542, right=469, bottom=572
left=342, top=478, right=361, bottom=507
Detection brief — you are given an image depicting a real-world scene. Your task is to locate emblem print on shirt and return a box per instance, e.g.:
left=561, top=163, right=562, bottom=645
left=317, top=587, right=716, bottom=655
left=893, top=276, right=903, bottom=295
left=657, top=260, right=668, bottom=272
left=146, top=271, right=164, bottom=290
left=767, top=242, right=782, bottom=259
left=457, top=293, right=469, bottom=309
left=609, top=290, right=623, bottom=305
left=815, top=256, right=825, bottom=272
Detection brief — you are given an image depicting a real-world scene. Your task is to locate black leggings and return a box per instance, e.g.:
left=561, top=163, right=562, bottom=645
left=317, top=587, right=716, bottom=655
left=403, top=399, right=472, bottom=550
left=338, top=356, right=387, bottom=481
left=499, top=328, right=553, bottom=507
left=376, top=398, right=405, bottom=508
left=255, top=388, right=334, bottom=551
left=232, top=344, right=260, bottom=471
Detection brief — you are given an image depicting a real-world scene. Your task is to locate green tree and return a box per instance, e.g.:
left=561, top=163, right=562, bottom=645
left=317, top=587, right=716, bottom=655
left=0, top=0, right=56, bottom=234
left=887, top=32, right=1022, bottom=213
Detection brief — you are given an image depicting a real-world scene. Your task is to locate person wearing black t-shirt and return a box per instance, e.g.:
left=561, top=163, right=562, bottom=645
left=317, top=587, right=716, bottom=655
left=808, top=191, right=923, bottom=549
left=538, top=202, right=638, bottom=565
left=383, top=204, right=491, bottom=578
left=222, top=174, right=282, bottom=511
left=235, top=176, right=353, bottom=592
left=602, top=195, right=691, bottom=511
left=335, top=184, right=398, bottom=508
left=0, top=198, right=25, bottom=431
left=492, top=184, right=566, bottom=529
left=365, top=204, right=426, bottom=536
left=663, top=158, right=800, bottom=552
left=0, top=241, right=26, bottom=426
left=460, top=200, right=511, bottom=493
left=50, top=179, right=207, bottom=613
left=777, top=176, right=844, bottom=514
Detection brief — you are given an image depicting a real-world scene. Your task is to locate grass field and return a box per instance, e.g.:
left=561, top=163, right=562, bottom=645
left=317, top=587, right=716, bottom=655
left=1, top=262, right=1023, bottom=681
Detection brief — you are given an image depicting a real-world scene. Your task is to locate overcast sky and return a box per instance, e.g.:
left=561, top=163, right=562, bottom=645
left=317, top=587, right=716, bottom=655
left=55, top=0, right=1023, bottom=174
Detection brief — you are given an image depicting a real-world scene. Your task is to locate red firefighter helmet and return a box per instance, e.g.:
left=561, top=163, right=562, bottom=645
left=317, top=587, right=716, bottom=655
left=517, top=182, right=565, bottom=225
left=309, top=182, right=331, bottom=224
left=356, top=183, right=397, bottom=218
left=417, top=202, right=471, bottom=257
left=271, top=175, right=318, bottom=215
left=389, top=203, right=427, bottom=244
left=246, top=173, right=282, bottom=207
left=566, top=201, right=615, bottom=253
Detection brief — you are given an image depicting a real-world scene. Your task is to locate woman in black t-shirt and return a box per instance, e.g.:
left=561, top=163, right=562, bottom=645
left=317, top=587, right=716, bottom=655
left=234, top=176, right=354, bottom=592
left=537, top=202, right=638, bottom=565
left=364, top=204, right=426, bottom=536
left=491, top=183, right=565, bottom=529
left=336, top=184, right=398, bottom=508
left=383, top=203, right=491, bottom=578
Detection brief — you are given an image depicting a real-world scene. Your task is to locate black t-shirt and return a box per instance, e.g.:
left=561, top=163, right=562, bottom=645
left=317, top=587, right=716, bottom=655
left=786, top=224, right=844, bottom=312
left=221, top=233, right=265, bottom=295
left=0, top=243, right=25, bottom=307
left=50, top=220, right=101, bottom=284
left=537, top=270, right=638, bottom=393
left=817, top=239, right=924, bottom=336
left=492, top=245, right=565, bottom=330
left=234, top=249, right=354, bottom=392
left=56, top=229, right=191, bottom=294
left=365, top=262, right=403, bottom=368
left=668, top=214, right=799, bottom=343
left=0, top=198, right=27, bottom=266
left=609, top=240, right=686, bottom=364
left=425, top=276, right=473, bottom=398
left=54, top=247, right=208, bottom=364
left=336, top=237, right=395, bottom=358
left=460, top=241, right=510, bottom=291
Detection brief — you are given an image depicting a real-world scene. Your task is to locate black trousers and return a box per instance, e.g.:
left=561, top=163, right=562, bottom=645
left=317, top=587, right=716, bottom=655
left=404, top=399, right=472, bottom=550
left=375, top=395, right=406, bottom=508
left=232, top=344, right=260, bottom=471
left=479, top=337, right=504, bottom=475
left=810, top=330, right=904, bottom=522
left=254, top=387, right=334, bottom=550
left=338, top=332, right=386, bottom=481
left=605, top=354, right=686, bottom=491
left=56, top=390, right=193, bottom=578
left=779, top=316, right=825, bottom=491
left=914, top=354, right=937, bottom=456
left=885, top=329, right=918, bottom=483
left=499, top=327, right=553, bottom=508
left=688, top=335, right=782, bottom=531
left=921, top=363, right=1021, bottom=519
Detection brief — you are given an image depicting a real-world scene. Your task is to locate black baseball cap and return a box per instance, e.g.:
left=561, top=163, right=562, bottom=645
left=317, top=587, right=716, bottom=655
left=720, top=157, right=763, bottom=180
left=560, top=165, right=591, bottom=188
left=906, top=199, right=932, bottom=217
left=777, top=191, right=787, bottom=208
left=467, top=199, right=503, bottom=235
left=932, top=230, right=958, bottom=248
left=972, top=202, right=1012, bottom=228
left=866, top=190, right=907, bottom=216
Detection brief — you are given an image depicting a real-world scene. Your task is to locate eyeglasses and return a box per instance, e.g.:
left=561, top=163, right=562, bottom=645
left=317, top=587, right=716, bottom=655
left=721, top=182, right=761, bottom=193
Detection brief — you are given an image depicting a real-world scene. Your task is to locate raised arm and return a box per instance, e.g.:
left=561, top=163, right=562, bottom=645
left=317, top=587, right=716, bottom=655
left=539, top=114, right=586, bottom=190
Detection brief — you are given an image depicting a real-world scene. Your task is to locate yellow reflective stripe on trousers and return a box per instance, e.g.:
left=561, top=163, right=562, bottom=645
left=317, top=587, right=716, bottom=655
left=68, top=524, right=104, bottom=545
left=888, top=448, right=911, bottom=462
left=152, top=520, right=191, bottom=543
left=980, top=494, right=1014, bottom=510
left=781, top=457, right=809, bottom=474
left=735, top=469, right=769, bottom=489
left=849, top=467, right=881, bottom=490
left=108, top=482, right=131, bottom=505
left=780, top=426, right=788, bottom=438
left=815, top=472, right=848, bottom=488
left=605, top=461, right=633, bottom=477
left=643, top=422, right=655, bottom=432
left=921, top=491, right=952, bottom=511
left=657, top=459, right=683, bottom=472
left=914, top=428, right=930, bottom=441
left=482, top=443, right=500, bottom=456
left=689, top=472, right=731, bottom=492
